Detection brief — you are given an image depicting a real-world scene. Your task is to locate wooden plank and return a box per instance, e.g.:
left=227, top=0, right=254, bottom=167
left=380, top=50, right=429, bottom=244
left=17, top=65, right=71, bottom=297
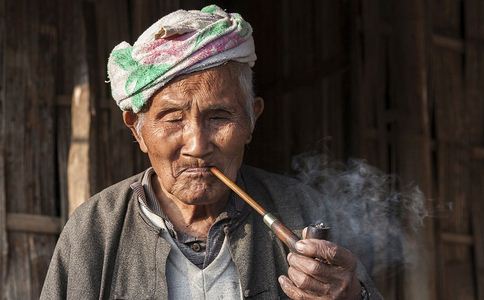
left=56, top=0, right=92, bottom=215
left=0, top=148, right=7, bottom=299
left=356, top=1, right=399, bottom=298
left=465, top=2, right=484, bottom=298
left=358, top=0, right=388, bottom=170
left=3, top=0, right=60, bottom=298
left=432, top=51, right=467, bottom=230
left=67, top=83, right=91, bottom=215
left=441, top=232, right=474, bottom=245
left=56, top=106, right=70, bottom=225
left=471, top=160, right=484, bottom=300
left=0, top=0, right=7, bottom=294
left=431, top=12, right=479, bottom=293
left=91, top=0, right=135, bottom=190
left=441, top=244, right=476, bottom=300
left=432, top=34, right=464, bottom=52
left=6, top=213, right=62, bottom=234
left=3, top=1, right=30, bottom=297
left=387, top=1, right=437, bottom=299
left=347, top=0, right=363, bottom=159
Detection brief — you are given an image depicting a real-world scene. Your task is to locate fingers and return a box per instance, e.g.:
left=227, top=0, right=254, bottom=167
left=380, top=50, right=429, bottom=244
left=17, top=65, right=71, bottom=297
left=287, top=252, right=332, bottom=280
left=287, top=265, right=330, bottom=293
left=295, top=239, right=356, bottom=269
left=279, top=275, right=329, bottom=300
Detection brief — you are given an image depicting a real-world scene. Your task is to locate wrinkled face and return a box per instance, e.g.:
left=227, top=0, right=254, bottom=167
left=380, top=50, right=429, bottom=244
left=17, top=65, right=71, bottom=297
left=131, top=64, right=260, bottom=206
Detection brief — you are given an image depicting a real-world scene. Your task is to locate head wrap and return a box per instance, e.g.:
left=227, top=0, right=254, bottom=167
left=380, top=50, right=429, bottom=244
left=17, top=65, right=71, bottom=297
left=107, top=4, right=256, bottom=112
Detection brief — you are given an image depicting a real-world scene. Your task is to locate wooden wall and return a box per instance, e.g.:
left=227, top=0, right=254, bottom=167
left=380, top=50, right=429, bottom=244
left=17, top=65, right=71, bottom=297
left=0, top=0, right=483, bottom=299
left=430, top=0, right=484, bottom=299
left=350, top=0, right=484, bottom=299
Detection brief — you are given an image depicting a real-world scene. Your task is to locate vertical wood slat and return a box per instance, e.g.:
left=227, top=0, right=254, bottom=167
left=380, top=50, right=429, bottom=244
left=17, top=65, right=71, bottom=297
left=355, top=2, right=398, bottom=299
left=56, top=106, right=70, bottom=225
left=1, top=1, right=31, bottom=298
left=464, top=1, right=484, bottom=299
left=347, top=0, right=363, bottom=159
left=58, top=0, right=91, bottom=215
left=388, top=1, right=437, bottom=300
left=67, top=84, right=91, bottom=214
left=91, top=0, right=134, bottom=191
left=0, top=155, right=6, bottom=295
left=3, top=0, right=59, bottom=298
left=0, top=0, right=7, bottom=294
left=471, top=160, right=484, bottom=300
left=431, top=0, right=477, bottom=297
left=358, top=0, right=388, bottom=170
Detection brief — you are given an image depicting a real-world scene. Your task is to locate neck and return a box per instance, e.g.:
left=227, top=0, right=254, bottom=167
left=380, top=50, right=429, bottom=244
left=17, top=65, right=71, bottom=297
left=152, top=177, right=229, bottom=238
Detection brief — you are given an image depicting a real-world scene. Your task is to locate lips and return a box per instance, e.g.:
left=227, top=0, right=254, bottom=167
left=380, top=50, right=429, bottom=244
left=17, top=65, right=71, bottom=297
left=173, top=164, right=216, bottom=177
left=183, top=167, right=213, bottom=175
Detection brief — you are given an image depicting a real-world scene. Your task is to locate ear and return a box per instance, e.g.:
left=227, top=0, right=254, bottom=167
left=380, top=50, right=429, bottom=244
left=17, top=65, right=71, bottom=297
left=253, top=96, right=264, bottom=122
left=123, top=111, right=148, bottom=153
left=246, top=97, right=265, bottom=144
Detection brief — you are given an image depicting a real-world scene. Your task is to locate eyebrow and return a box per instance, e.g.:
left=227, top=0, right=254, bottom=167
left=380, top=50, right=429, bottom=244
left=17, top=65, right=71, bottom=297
left=153, top=98, right=237, bottom=116
left=154, top=98, right=190, bottom=112
left=205, top=104, right=236, bottom=113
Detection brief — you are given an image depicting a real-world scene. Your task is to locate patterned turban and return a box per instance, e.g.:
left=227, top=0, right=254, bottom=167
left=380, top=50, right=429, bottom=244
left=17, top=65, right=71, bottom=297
left=107, top=4, right=256, bottom=112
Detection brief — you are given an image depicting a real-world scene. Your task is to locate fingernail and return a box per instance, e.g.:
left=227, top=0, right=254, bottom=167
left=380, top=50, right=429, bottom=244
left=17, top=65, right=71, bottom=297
left=295, top=241, right=305, bottom=253
left=287, top=252, right=293, bottom=261
left=278, top=276, right=285, bottom=285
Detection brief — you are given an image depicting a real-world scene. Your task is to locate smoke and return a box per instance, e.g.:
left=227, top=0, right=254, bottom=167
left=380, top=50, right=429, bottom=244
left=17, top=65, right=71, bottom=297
left=291, top=152, right=427, bottom=276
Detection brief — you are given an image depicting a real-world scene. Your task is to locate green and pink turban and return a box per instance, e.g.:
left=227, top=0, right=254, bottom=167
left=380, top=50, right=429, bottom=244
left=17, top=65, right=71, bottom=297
left=107, top=5, right=256, bottom=113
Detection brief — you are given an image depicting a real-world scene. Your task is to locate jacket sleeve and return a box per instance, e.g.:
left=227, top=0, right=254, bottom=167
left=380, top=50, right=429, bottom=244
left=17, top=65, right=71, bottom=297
left=39, top=216, right=73, bottom=300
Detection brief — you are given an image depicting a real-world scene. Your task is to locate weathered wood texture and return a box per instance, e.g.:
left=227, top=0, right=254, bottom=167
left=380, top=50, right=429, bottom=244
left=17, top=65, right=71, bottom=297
left=349, top=0, right=482, bottom=299
left=387, top=1, right=436, bottom=299
left=464, top=2, right=484, bottom=298
left=244, top=0, right=350, bottom=172
left=2, top=0, right=59, bottom=298
left=350, top=0, right=411, bottom=298
left=6, top=214, right=62, bottom=235
left=0, top=0, right=93, bottom=298
left=0, top=0, right=7, bottom=294
left=429, top=0, right=484, bottom=298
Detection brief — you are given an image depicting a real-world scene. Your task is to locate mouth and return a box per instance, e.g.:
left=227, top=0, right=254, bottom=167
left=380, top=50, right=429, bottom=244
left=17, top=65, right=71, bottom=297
left=180, top=166, right=214, bottom=176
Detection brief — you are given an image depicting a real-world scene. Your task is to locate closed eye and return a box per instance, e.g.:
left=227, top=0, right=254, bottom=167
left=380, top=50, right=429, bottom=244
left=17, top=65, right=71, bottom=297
left=165, top=118, right=183, bottom=123
left=159, top=110, right=183, bottom=123
left=210, top=116, right=229, bottom=120
left=208, top=108, right=233, bottom=120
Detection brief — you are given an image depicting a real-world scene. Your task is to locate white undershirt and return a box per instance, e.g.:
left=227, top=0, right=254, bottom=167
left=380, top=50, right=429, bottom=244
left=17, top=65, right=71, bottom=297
left=140, top=202, right=243, bottom=300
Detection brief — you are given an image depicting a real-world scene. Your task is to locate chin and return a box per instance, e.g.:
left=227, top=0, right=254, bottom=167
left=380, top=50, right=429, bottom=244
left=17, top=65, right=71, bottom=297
left=171, top=180, right=214, bottom=205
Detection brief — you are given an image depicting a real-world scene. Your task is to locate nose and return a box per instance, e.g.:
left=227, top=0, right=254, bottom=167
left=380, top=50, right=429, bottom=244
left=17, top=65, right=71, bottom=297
left=181, top=120, right=213, bottom=159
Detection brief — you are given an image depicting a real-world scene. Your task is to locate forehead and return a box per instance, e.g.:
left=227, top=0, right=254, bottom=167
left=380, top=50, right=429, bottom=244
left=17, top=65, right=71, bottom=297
left=149, top=64, right=244, bottom=109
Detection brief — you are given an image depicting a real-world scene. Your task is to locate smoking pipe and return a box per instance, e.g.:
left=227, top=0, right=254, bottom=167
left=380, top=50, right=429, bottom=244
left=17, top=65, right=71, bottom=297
left=210, top=167, right=330, bottom=252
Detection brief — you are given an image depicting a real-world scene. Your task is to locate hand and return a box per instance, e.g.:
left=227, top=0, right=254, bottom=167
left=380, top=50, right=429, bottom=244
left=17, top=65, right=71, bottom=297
left=278, top=228, right=361, bottom=300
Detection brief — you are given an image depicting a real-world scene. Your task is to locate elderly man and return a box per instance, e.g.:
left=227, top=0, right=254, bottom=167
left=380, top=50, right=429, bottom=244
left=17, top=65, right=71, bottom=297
left=41, top=5, right=381, bottom=299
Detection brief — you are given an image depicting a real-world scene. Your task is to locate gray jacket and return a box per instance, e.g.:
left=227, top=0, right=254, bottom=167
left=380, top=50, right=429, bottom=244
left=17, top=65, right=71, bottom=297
left=40, top=165, right=381, bottom=299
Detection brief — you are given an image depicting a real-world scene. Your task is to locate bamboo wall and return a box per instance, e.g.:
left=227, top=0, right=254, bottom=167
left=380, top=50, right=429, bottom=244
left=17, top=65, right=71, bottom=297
left=0, top=0, right=483, bottom=299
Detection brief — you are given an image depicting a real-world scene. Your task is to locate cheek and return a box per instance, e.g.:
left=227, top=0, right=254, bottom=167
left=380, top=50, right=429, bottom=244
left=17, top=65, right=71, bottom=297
left=213, top=122, right=250, bottom=155
left=142, top=123, right=183, bottom=161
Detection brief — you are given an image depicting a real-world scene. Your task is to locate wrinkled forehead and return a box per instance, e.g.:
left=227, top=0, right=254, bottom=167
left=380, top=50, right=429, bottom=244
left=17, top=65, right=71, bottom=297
left=149, top=63, right=245, bottom=110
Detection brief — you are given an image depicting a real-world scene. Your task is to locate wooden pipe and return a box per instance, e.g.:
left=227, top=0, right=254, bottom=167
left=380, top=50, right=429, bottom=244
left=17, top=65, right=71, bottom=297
left=210, top=167, right=331, bottom=252
left=210, top=167, right=301, bottom=252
